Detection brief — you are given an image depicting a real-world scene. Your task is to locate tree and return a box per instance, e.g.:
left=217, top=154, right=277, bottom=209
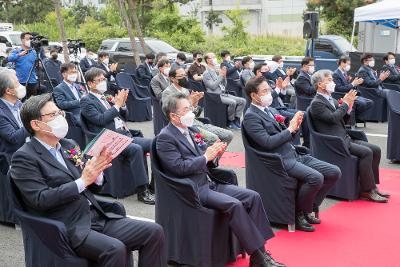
left=307, top=0, right=376, bottom=37
left=53, top=0, right=70, bottom=63
left=205, top=9, right=222, bottom=34
left=0, top=0, right=54, bottom=24
left=221, top=7, right=249, bottom=47
left=127, top=0, right=149, bottom=54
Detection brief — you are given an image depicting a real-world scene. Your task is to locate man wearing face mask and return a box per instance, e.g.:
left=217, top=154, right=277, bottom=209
left=310, top=70, right=389, bottom=203
left=0, top=70, right=29, bottom=160
left=381, top=52, right=400, bottom=84
left=80, top=68, right=155, bottom=204
left=243, top=76, right=341, bottom=232
left=157, top=92, right=283, bottom=267
left=271, top=55, right=297, bottom=106
left=171, top=52, right=187, bottom=70
left=11, top=93, right=167, bottom=267
left=294, top=57, right=316, bottom=98
left=79, top=49, right=97, bottom=74
left=7, top=32, right=39, bottom=99
left=333, top=56, right=373, bottom=122
left=357, top=54, right=390, bottom=98
left=188, top=51, right=206, bottom=81
left=137, top=53, right=155, bottom=82
left=44, top=48, right=63, bottom=85
left=203, top=53, right=246, bottom=129
left=240, top=56, right=255, bottom=85
left=53, top=63, right=83, bottom=126
left=96, top=52, right=119, bottom=95
left=150, top=59, right=171, bottom=101
left=162, top=67, right=234, bottom=145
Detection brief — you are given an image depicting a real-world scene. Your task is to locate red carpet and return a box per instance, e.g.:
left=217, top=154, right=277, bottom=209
left=227, top=168, right=400, bottom=267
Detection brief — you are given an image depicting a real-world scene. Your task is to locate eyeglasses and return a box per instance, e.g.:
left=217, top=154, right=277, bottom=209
left=93, top=78, right=106, bottom=83
left=40, top=110, right=65, bottom=119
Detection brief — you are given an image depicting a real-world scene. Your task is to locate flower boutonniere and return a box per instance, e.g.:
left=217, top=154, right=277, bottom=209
left=104, top=94, right=115, bottom=104
left=79, top=85, right=87, bottom=96
left=274, top=114, right=286, bottom=125
left=65, top=146, right=84, bottom=169
left=193, top=133, right=207, bottom=150
left=338, top=98, right=343, bottom=105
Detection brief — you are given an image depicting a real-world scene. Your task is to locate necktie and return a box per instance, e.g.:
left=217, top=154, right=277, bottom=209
left=264, top=108, right=275, bottom=119
left=100, top=96, right=112, bottom=109
left=70, top=84, right=80, bottom=100
left=183, top=129, right=195, bottom=148
left=328, top=97, right=336, bottom=109
left=49, top=148, right=68, bottom=169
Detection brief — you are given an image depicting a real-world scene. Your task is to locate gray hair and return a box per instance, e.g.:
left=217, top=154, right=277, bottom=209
left=162, top=92, right=189, bottom=121
left=311, top=69, right=332, bottom=89
left=84, top=67, right=106, bottom=84
left=21, top=93, right=53, bottom=135
left=0, top=70, right=16, bottom=97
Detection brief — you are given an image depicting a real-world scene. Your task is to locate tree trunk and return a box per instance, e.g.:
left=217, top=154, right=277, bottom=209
left=53, top=0, right=70, bottom=63
left=127, top=0, right=149, bottom=54
left=117, top=0, right=141, bottom=66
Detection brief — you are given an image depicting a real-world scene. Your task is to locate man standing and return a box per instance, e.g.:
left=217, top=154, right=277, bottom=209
left=7, top=32, right=38, bottom=99
left=294, top=57, right=316, bottom=98
left=157, top=93, right=284, bottom=267
left=44, top=48, right=63, bottom=84
left=243, top=76, right=341, bottom=232
left=188, top=51, right=206, bottom=81
left=150, top=59, right=171, bottom=101
left=137, top=53, right=155, bottom=81
left=11, top=94, right=166, bottom=266
left=310, top=70, right=389, bottom=203
left=203, top=53, right=246, bottom=130
left=79, top=49, right=97, bottom=74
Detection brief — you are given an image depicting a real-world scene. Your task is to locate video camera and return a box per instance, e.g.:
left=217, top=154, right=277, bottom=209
left=67, top=39, right=85, bottom=55
left=30, top=32, right=49, bottom=51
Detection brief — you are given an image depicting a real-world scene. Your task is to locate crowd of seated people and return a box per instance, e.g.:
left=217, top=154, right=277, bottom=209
left=2, top=32, right=399, bottom=267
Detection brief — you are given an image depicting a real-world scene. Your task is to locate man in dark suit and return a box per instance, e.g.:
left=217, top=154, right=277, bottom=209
left=294, top=57, right=316, bottom=98
left=11, top=94, right=166, bottom=266
left=220, top=50, right=242, bottom=81
left=381, top=52, right=400, bottom=84
left=43, top=48, right=63, bottom=85
left=137, top=53, right=155, bottom=81
left=0, top=70, right=29, bottom=160
left=80, top=68, right=155, bottom=204
left=96, top=52, right=119, bottom=95
left=79, top=49, right=97, bottom=73
left=242, top=76, right=341, bottom=232
left=309, top=69, right=390, bottom=203
left=53, top=63, right=83, bottom=126
left=332, top=56, right=373, bottom=121
left=356, top=54, right=390, bottom=97
left=157, top=93, right=284, bottom=267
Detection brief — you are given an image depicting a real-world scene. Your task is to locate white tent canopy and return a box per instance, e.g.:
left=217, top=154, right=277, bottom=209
left=354, top=0, right=400, bottom=23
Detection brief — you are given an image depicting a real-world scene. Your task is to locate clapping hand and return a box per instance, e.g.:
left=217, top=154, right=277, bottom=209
left=110, top=63, right=118, bottom=72
left=351, top=77, right=364, bottom=86
left=343, top=89, right=358, bottom=109
left=204, top=141, right=227, bottom=162
left=114, top=89, right=129, bottom=108
left=379, top=70, right=390, bottom=81
left=189, top=91, right=204, bottom=107
left=81, top=148, right=113, bottom=187
left=288, top=111, right=304, bottom=133
left=286, top=67, right=296, bottom=76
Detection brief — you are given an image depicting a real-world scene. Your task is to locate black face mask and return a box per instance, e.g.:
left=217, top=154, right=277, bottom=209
left=148, top=60, right=153, bottom=65
left=177, top=77, right=189, bottom=88
left=51, top=54, right=58, bottom=60
left=197, top=58, right=203, bottom=63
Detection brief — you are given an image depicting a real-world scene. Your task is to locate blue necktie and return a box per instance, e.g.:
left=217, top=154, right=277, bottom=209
left=49, top=148, right=68, bottom=169
left=264, top=108, right=274, bottom=119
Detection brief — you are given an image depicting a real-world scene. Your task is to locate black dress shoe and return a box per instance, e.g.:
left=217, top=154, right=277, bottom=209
left=249, top=250, right=269, bottom=267
left=304, top=212, right=321, bottom=224
left=264, top=251, right=286, bottom=267
left=295, top=213, right=315, bottom=232
left=360, top=191, right=388, bottom=203
left=137, top=189, right=155, bottom=205
left=373, top=188, right=391, bottom=198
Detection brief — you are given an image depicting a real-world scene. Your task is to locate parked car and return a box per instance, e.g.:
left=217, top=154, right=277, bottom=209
left=98, top=37, right=192, bottom=69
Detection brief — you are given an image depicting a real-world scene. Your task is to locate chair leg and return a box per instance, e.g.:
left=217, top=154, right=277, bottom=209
left=288, top=224, right=295, bottom=232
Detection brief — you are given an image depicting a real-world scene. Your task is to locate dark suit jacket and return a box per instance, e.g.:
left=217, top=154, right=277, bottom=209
left=381, top=64, right=400, bottom=84
left=10, top=138, right=122, bottom=249
left=309, top=94, right=352, bottom=147
left=80, top=93, right=128, bottom=134
left=242, top=104, right=297, bottom=170
left=356, top=65, right=383, bottom=89
left=294, top=70, right=315, bottom=97
left=220, top=60, right=240, bottom=80
left=333, top=68, right=355, bottom=93
left=274, top=68, right=287, bottom=80
left=79, top=57, right=96, bottom=73
left=0, top=100, right=28, bottom=158
left=53, top=81, right=82, bottom=125
left=137, top=63, right=153, bottom=81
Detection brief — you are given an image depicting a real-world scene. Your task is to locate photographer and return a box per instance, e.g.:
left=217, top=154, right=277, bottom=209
left=7, top=32, right=38, bottom=99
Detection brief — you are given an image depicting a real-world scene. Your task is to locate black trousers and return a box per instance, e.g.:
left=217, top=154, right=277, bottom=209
left=75, top=209, right=167, bottom=267
left=287, top=154, right=341, bottom=213
left=200, top=183, right=274, bottom=254
left=349, top=140, right=381, bottom=191
left=121, top=143, right=149, bottom=190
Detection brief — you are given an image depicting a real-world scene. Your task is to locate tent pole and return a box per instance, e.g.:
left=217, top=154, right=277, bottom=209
left=350, top=21, right=356, bottom=51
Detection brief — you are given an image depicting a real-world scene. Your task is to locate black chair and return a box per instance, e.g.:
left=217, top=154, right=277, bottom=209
left=204, top=93, right=229, bottom=128
left=306, top=108, right=363, bottom=200
left=150, top=86, right=169, bottom=136
left=0, top=153, right=16, bottom=224
left=383, top=83, right=400, bottom=92
left=116, top=73, right=152, bottom=122
left=241, top=127, right=297, bottom=230
left=295, top=94, right=313, bottom=111
left=7, top=173, right=132, bottom=267
left=357, top=86, right=387, bottom=122
left=65, top=112, right=86, bottom=149
left=80, top=115, right=141, bottom=198
left=151, top=138, right=244, bottom=267
left=386, top=90, right=400, bottom=162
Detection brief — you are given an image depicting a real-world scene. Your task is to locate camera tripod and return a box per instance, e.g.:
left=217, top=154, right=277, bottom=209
left=25, top=48, right=55, bottom=93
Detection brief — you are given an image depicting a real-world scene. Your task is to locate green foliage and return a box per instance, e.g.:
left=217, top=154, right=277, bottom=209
left=221, top=7, right=249, bottom=47
left=307, top=0, right=376, bottom=37
left=205, top=10, right=222, bottom=30
left=0, top=0, right=54, bottom=24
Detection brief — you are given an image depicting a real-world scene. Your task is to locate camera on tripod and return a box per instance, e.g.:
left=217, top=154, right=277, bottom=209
left=30, top=33, right=49, bottom=51
left=67, top=39, right=85, bottom=55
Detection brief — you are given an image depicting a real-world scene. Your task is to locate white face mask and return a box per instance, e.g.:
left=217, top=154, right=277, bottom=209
left=389, top=58, right=396, bottom=65
left=249, top=62, right=255, bottom=69
left=180, top=111, right=195, bottom=127
left=24, top=40, right=31, bottom=47
left=163, top=67, right=171, bottom=76
left=260, top=93, right=273, bottom=107
left=67, top=74, right=78, bottom=83
left=45, top=115, right=69, bottom=139
left=96, top=80, right=108, bottom=93
left=344, top=65, right=351, bottom=72
left=368, top=60, right=375, bottom=68
left=325, top=82, right=336, bottom=93
left=102, top=58, right=109, bottom=65
left=279, top=62, right=284, bottom=69
left=308, top=66, right=315, bottom=74
left=212, top=58, right=218, bottom=66
left=14, top=85, right=26, bottom=99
